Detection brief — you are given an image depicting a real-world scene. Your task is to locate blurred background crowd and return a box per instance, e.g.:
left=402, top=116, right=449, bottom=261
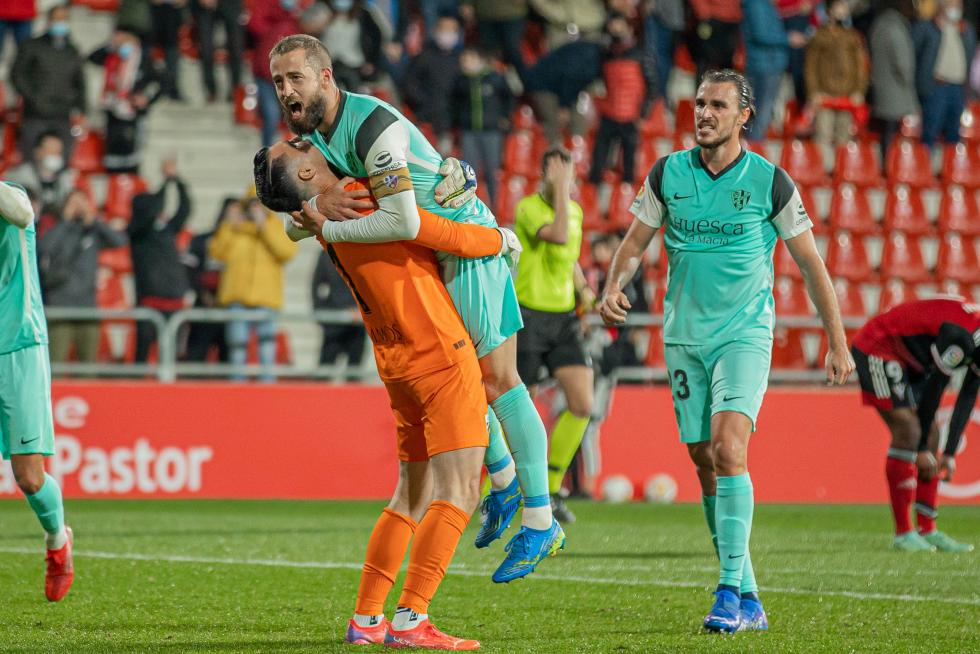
left=1, top=0, right=980, bottom=382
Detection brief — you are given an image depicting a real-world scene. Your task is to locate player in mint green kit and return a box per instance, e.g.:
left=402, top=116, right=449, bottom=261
left=0, top=181, right=74, bottom=602
left=266, top=35, right=562, bottom=587
left=599, top=70, right=854, bottom=633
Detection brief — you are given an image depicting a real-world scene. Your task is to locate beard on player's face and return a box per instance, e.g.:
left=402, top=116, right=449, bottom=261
left=283, top=92, right=327, bottom=135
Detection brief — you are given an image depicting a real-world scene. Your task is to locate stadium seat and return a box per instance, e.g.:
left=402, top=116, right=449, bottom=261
left=104, top=174, right=148, bottom=222
left=886, top=140, right=935, bottom=187
left=833, top=141, right=884, bottom=188
left=780, top=139, right=830, bottom=188
left=511, top=104, right=535, bottom=131
left=69, top=129, right=105, bottom=174
left=639, top=99, right=670, bottom=139
left=797, top=185, right=824, bottom=232
left=827, top=184, right=878, bottom=234
left=672, top=132, right=697, bottom=153
left=1, top=120, right=21, bottom=171
left=575, top=182, right=606, bottom=232
left=825, top=231, right=873, bottom=282
left=674, top=98, right=695, bottom=135
left=607, top=181, right=639, bottom=230
left=877, top=278, right=918, bottom=312
left=833, top=277, right=868, bottom=317
left=568, top=134, right=591, bottom=178
left=960, top=101, right=980, bottom=142
left=503, top=131, right=537, bottom=178
left=774, top=239, right=804, bottom=279
left=879, top=232, right=930, bottom=282
left=937, top=185, right=980, bottom=235
left=773, top=276, right=810, bottom=316
left=771, top=327, right=809, bottom=370
left=494, top=174, right=529, bottom=225
left=882, top=185, right=932, bottom=235
left=233, top=84, right=262, bottom=128
left=643, top=326, right=665, bottom=367
left=941, top=143, right=980, bottom=189
left=633, top=138, right=658, bottom=182
left=98, top=245, right=132, bottom=274
left=898, top=114, right=922, bottom=140
left=935, top=233, right=980, bottom=283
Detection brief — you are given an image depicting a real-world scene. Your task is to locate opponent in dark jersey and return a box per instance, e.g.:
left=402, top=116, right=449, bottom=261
left=852, top=297, right=978, bottom=552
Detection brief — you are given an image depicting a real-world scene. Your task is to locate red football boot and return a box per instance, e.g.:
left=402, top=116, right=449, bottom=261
left=384, top=619, right=479, bottom=650
left=345, top=617, right=388, bottom=645
left=45, top=526, right=74, bottom=602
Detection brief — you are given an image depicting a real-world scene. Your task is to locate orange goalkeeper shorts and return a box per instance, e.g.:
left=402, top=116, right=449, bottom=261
left=384, top=349, right=489, bottom=462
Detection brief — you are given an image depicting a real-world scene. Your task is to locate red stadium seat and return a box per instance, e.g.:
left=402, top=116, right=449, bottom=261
left=639, top=99, right=670, bottom=139
left=1, top=120, right=21, bottom=171
left=494, top=174, right=529, bottom=226
left=674, top=98, right=695, bottom=135
left=960, top=101, right=980, bottom=142
left=877, top=278, right=918, bottom=312
left=879, top=232, right=930, bottom=282
left=773, top=276, right=810, bottom=316
left=780, top=139, right=830, bottom=188
left=568, top=134, right=591, bottom=178
left=941, top=143, right=980, bottom=189
left=886, top=140, right=935, bottom=187
left=104, top=174, right=148, bottom=222
left=98, top=245, right=132, bottom=274
left=825, top=231, right=873, bottom=281
left=774, top=239, right=803, bottom=280
left=833, top=277, right=867, bottom=316
left=935, top=233, right=980, bottom=283
left=607, top=181, right=639, bottom=230
left=771, top=327, right=809, bottom=369
left=234, top=83, right=262, bottom=128
left=69, top=129, right=105, bottom=174
left=827, top=184, right=878, bottom=234
left=633, top=138, right=658, bottom=182
left=575, top=182, right=606, bottom=232
left=898, top=114, right=922, bottom=140
left=643, top=327, right=665, bottom=367
left=883, top=185, right=932, bottom=235
left=503, top=131, right=537, bottom=178
left=833, top=141, right=884, bottom=188
left=938, top=185, right=980, bottom=235
left=511, top=104, right=535, bottom=131
left=672, top=132, right=697, bottom=153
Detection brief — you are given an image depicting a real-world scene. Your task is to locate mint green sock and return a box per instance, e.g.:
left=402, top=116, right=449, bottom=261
left=716, top=473, right=754, bottom=589
left=704, top=493, right=758, bottom=594
left=491, top=384, right=550, bottom=508
left=483, top=409, right=512, bottom=472
left=25, top=473, right=65, bottom=535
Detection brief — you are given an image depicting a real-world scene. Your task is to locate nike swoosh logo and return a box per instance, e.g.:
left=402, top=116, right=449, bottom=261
left=727, top=554, right=744, bottom=560
left=19, top=436, right=39, bottom=445
left=673, top=192, right=693, bottom=200
left=722, top=395, right=743, bottom=402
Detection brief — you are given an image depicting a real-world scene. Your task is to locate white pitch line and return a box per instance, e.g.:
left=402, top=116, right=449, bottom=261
left=1, top=547, right=978, bottom=607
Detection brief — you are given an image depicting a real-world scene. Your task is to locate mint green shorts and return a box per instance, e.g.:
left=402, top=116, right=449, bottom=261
left=664, top=339, right=772, bottom=444
left=440, top=254, right=523, bottom=359
left=0, top=345, right=55, bottom=460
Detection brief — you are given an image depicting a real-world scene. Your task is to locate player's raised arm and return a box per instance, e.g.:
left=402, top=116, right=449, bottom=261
left=309, top=116, right=422, bottom=244
left=598, top=163, right=664, bottom=325
left=0, top=181, right=34, bottom=229
left=778, top=167, right=854, bottom=385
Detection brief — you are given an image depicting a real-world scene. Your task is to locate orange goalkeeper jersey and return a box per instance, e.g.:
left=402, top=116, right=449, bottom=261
left=316, top=182, right=502, bottom=381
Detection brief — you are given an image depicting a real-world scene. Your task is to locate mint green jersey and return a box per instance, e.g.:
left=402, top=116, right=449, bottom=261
left=303, top=91, right=497, bottom=230
left=0, top=182, right=47, bottom=354
left=630, top=148, right=813, bottom=345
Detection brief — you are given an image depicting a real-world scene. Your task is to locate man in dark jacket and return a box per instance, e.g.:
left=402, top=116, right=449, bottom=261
left=128, top=159, right=191, bottom=363
left=524, top=40, right=603, bottom=145
left=742, top=0, right=790, bottom=142
left=912, top=0, right=977, bottom=147
left=870, top=0, right=919, bottom=160
left=11, top=3, right=87, bottom=157
left=452, top=46, right=514, bottom=206
left=38, top=189, right=127, bottom=363
left=402, top=13, right=463, bottom=153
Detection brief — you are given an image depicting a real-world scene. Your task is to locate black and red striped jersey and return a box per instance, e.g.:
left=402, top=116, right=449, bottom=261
left=853, top=297, right=980, bottom=375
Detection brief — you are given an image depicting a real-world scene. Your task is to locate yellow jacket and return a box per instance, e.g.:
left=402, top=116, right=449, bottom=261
left=209, top=216, right=298, bottom=310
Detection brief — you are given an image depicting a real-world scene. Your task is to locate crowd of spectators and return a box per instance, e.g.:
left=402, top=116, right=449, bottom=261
left=3, top=0, right=980, bottom=378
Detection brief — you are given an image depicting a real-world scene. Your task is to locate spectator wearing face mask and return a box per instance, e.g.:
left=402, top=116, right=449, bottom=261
left=402, top=13, right=463, bottom=153
left=10, top=4, right=87, bottom=158
left=452, top=46, right=514, bottom=207
left=6, top=131, right=77, bottom=220
left=303, top=0, right=386, bottom=92
left=912, top=0, right=976, bottom=147
left=38, top=189, right=127, bottom=364
left=588, top=12, right=655, bottom=186
left=89, top=29, right=165, bottom=173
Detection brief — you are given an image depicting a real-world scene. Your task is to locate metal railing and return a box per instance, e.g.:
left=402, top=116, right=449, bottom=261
left=44, top=307, right=862, bottom=384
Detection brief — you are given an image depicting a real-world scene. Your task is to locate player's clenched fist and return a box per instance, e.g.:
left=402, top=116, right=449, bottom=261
left=598, top=291, right=631, bottom=326
left=824, top=344, right=855, bottom=386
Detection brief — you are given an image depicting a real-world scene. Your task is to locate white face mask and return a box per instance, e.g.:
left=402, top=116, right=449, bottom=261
left=41, top=154, right=64, bottom=172
left=946, top=7, right=963, bottom=21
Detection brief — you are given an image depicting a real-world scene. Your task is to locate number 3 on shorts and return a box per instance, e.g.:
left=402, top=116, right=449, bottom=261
left=672, top=368, right=690, bottom=400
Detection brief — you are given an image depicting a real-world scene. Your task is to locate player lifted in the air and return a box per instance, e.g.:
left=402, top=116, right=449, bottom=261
left=267, top=34, right=562, bottom=582
left=0, top=181, right=74, bottom=602
left=852, top=297, right=977, bottom=553
left=256, top=138, right=523, bottom=648
left=598, top=70, right=854, bottom=633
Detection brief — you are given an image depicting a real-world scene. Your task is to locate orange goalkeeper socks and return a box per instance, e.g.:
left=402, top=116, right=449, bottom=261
left=355, top=508, right=417, bottom=616
left=397, top=500, right=471, bottom=614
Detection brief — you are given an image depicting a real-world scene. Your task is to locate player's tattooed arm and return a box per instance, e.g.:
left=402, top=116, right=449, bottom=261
left=0, top=182, right=34, bottom=229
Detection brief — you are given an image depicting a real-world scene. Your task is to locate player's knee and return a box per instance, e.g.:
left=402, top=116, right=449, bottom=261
left=483, top=371, right=522, bottom=402
left=710, top=437, right=747, bottom=475
left=15, top=471, right=45, bottom=496
left=566, top=393, right=593, bottom=418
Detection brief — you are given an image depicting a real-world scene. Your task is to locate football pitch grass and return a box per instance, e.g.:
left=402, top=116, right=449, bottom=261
left=0, top=500, right=977, bottom=653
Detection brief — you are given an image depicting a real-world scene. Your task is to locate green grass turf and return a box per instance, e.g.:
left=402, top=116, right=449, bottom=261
left=0, top=500, right=977, bottom=653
